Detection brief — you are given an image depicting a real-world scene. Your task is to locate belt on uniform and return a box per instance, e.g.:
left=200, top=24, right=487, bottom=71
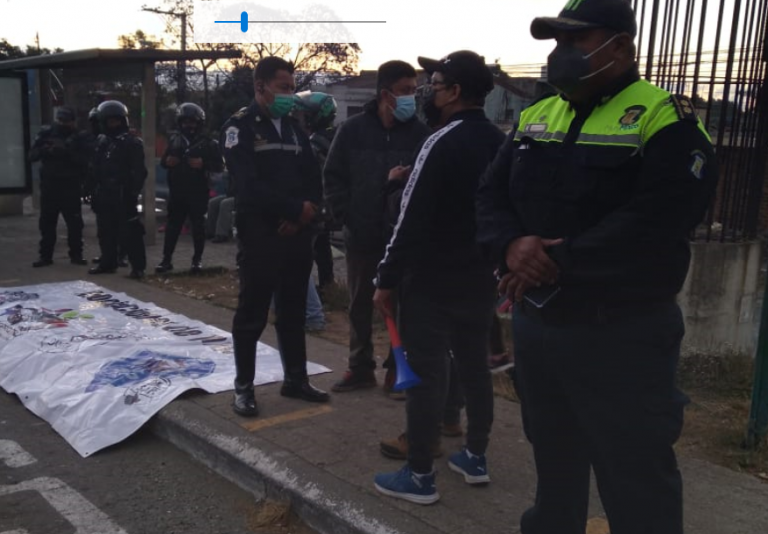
left=517, top=298, right=675, bottom=326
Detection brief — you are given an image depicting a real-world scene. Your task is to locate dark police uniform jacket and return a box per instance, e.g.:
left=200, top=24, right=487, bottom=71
left=220, top=101, right=321, bottom=229
left=476, top=68, right=718, bottom=307
left=90, top=132, right=147, bottom=215
left=30, top=125, right=91, bottom=194
left=161, top=132, right=223, bottom=211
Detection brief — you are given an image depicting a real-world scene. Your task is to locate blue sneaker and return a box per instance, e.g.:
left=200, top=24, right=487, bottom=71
left=448, top=448, right=490, bottom=485
left=374, top=465, right=440, bottom=505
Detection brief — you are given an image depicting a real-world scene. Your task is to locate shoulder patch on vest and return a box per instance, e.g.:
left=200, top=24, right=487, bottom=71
left=669, top=95, right=698, bottom=123
left=619, top=105, right=647, bottom=130
left=689, top=149, right=707, bottom=180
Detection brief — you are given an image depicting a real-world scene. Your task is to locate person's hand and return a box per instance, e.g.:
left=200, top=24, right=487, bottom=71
left=299, top=201, right=318, bottom=225
left=165, top=156, right=180, bottom=167
left=388, top=165, right=412, bottom=182
left=187, top=157, right=203, bottom=169
left=373, top=288, right=394, bottom=318
left=504, top=236, right=563, bottom=287
left=278, top=220, right=299, bottom=236
left=498, top=272, right=535, bottom=303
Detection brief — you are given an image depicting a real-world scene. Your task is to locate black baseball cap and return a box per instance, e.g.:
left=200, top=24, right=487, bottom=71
left=417, top=50, right=495, bottom=97
left=531, top=0, right=637, bottom=40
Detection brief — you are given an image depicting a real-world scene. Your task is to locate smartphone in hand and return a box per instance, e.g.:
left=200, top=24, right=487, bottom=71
left=523, top=285, right=561, bottom=309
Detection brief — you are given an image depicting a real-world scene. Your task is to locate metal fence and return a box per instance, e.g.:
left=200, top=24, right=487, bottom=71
left=632, top=0, right=768, bottom=241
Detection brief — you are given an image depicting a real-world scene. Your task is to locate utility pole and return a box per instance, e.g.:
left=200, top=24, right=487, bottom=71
left=142, top=5, right=187, bottom=102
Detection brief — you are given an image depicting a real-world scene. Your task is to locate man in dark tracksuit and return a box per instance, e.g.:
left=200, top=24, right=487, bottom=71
left=476, top=1, right=718, bottom=533
left=29, top=107, right=91, bottom=267
left=156, top=102, right=223, bottom=274
left=324, top=60, right=432, bottom=393
left=222, top=56, right=329, bottom=418
left=88, top=100, right=148, bottom=279
left=372, top=51, right=504, bottom=505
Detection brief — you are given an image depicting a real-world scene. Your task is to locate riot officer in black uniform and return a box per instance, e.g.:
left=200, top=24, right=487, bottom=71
left=29, top=106, right=91, bottom=267
left=156, top=103, right=223, bottom=274
left=86, top=106, right=129, bottom=269
left=88, top=100, right=148, bottom=279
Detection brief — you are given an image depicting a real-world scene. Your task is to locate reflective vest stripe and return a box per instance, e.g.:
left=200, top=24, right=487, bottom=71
left=254, top=143, right=302, bottom=153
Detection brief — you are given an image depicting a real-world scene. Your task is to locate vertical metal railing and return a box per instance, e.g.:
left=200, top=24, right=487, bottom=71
left=634, top=0, right=768, bottom=242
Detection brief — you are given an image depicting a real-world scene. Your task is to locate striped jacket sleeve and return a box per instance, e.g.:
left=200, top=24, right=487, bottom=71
left=375, top=124, right=456, bottom=290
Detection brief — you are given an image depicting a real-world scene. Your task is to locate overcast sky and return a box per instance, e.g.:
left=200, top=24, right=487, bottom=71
left=0, top=0, right=568, bottom=70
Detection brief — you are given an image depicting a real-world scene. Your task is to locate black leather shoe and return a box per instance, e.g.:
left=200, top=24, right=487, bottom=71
left=117, top=258, right=129, bottom=268
left=280, top=379, right=330, bottom=403
left=155, top=261, right=174, bottom=274
left=233, top=383, right=258, bottom=417
left=32, top=258, right=53, bottom=268
left=190, top=261, right=203, bottom=274
left=128, top=270, right=145, bottom=279
left=70, top=257, right=88, bottom=266
left=88, top=266, right=116, bottom=275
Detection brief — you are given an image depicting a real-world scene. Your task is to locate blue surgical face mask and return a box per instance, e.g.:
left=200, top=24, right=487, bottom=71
left=391, top=94, right=416, bottom=122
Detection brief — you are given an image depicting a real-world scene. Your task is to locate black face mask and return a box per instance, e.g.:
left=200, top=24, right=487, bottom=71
left=182, top=126, right=197, bottom=139
left=546, top=34, right=618, bottom=96
left=421, top=87, right=442, bottom=128
left=104, top=123, right=127, bottom=137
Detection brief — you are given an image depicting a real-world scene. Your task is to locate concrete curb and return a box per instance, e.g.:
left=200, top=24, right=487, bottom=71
left=150, top=400, right=445, bottom=534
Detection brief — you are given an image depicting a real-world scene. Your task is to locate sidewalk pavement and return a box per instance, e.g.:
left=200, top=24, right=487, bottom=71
left=1, top=205, right=767, bottom=534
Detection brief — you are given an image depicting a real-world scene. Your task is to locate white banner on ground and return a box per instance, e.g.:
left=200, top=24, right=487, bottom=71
left=0, top=281, right=331, bottom=458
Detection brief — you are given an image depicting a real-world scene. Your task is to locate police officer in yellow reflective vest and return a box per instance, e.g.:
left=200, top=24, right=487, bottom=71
left=476, top=1, right=717, bottom=533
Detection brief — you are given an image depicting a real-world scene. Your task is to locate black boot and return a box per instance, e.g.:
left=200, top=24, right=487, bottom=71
left=280, top=378, right=330, bottom=403
left=32, top=258, right=53, bottom=268
left=155, top=259, right=174, bottom=274
left=88, top=265, right=116, bottom=275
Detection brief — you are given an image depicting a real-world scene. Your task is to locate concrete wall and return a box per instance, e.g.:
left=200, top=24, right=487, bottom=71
left=679, top=240, right=763, bottom=357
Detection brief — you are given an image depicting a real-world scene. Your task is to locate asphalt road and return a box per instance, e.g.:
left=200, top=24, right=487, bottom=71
left=0, top=391, right=310, bottom=534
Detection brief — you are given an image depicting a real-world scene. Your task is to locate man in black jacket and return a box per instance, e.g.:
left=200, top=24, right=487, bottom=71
left=324, top=60, right=432, bottom=393
left=87, top=100, right=147, bottom=279
left=372, top=51, right=504, bottom=505
left=29, top=107, right=91, bottom=267
left=221, top=56, right=329, bottom=417
left=157, top=103, right=223, bottom=274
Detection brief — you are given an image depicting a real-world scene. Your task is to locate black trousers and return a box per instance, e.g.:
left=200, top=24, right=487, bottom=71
left=513, top=301, right=687, bottom=534
left=400, top=270, right=496, bottom=474
left=345, top=248, right=397, bottom=371
left=163, top=192, right=207, bottom=263
left=313, top=228, right=335, bottom=287
left=95, top=200, right=146, bottom=271
left=232, top=216, right=313, bottom=385
left=38, top=188, right=83, bottom=260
